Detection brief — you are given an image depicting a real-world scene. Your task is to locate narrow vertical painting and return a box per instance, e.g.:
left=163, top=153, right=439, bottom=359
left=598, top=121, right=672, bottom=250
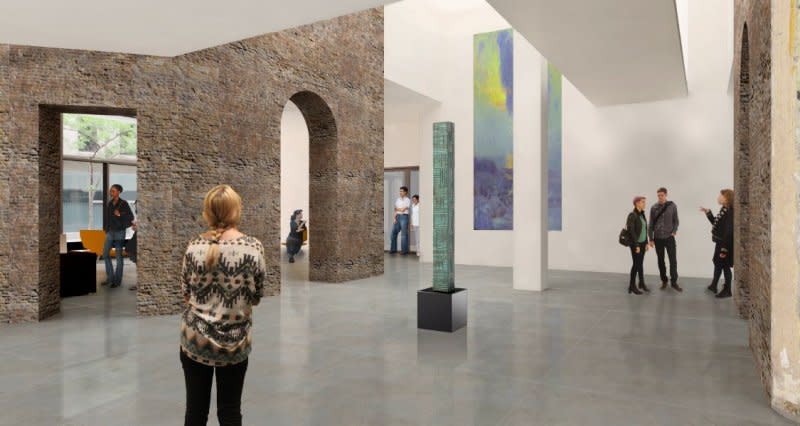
left=547, top=63, right=563, bottom=231
left=474, top=29, right=513, bottom=230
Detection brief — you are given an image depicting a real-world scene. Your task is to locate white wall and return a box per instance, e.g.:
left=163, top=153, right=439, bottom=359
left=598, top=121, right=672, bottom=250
left=513, top=35, right=546, bottom=289
left=384, top=101, right=422, bottom=168
left=547, top=0, right=733, bottom=278
left=412, top=4, right=544, bottom=267
left=384, top=0, right=445, bottom=101
left=280, top=101, right=309, bottom=242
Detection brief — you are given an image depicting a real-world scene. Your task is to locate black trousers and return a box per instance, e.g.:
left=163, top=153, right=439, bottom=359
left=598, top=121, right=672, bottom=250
left=181, top=350, right=249, bottom=426
left=711, top=263, right=732, bottom=288
left=629, top=242, right=646, bottom=287
left=711, top=243, right=733, bottom=288
left=286, top=236, right=302, bottom=257
left=654, top=236, right=678, bottom=284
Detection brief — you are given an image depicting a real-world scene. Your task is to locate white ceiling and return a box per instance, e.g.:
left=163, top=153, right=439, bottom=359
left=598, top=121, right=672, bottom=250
left=385, top=79, right=440, bottom=107
left=485, top=0, right=688, bottom=105
left=0, top=0, right=399, bottom=56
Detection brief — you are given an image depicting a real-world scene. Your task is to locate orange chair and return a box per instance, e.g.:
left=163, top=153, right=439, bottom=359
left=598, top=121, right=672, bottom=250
left=79, top=230, right=127, bottom=258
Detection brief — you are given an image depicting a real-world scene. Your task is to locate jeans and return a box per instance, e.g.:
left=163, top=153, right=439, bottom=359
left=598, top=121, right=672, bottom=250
left=654, top=236, right=678, bottom=284
left=390, top=214, right=410, bottom=254
left=629, top=242, right=646, bottom=287
left=181, top=350, right=249, bottom=426
left=103, top=230, right=126, bottom=285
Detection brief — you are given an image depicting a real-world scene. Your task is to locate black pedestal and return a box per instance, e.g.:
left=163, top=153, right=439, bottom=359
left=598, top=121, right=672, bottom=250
left=60, top=251, right=98, bottom=297
left=417, top=287, right=467, bottom=332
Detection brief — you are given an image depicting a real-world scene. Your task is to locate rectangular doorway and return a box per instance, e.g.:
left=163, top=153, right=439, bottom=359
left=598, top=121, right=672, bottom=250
left=384, top=167, right=419, bottom=252
left=60, top=112, right=138, bottom=309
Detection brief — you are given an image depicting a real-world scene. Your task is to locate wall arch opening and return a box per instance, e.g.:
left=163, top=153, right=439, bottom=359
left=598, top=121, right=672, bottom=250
left=280, top=91, right=339, bottom=282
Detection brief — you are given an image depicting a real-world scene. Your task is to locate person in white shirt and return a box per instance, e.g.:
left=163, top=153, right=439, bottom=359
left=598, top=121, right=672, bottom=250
left=411, top=195, right=421, bottom=257
left=390, top=186, right=411, bottom=255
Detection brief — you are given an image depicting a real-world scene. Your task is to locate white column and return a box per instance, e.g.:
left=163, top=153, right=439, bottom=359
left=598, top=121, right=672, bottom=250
left=513, top=33, right=547, bottom=291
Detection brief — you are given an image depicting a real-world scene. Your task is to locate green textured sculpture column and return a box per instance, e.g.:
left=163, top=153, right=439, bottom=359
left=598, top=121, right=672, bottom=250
left=418, top=122, right=467, bottom=332
left=433, top=122, right=455, bottom=292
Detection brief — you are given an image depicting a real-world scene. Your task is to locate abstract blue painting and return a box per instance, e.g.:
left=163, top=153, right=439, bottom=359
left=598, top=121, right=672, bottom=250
left=547, top=63, right=562, bottom=231
left=474, top=29, right=513, bottom=230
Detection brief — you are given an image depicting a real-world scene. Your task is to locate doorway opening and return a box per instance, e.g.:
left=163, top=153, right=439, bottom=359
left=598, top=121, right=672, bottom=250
left=384, top=167, right=420, bottom=255
left=279, top=91, right=338, bottom=283
left=280, top=99, right=310, bottom=281
left=38, top=106, right=138, bottom=320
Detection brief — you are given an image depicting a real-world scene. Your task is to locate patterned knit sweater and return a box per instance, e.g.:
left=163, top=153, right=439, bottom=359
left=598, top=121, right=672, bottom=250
left=180, top=235, right=266, bottom=367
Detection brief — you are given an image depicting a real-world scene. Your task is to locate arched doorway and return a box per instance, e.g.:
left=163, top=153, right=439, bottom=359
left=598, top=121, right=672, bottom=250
left=280, top=91, right=338, bottom=282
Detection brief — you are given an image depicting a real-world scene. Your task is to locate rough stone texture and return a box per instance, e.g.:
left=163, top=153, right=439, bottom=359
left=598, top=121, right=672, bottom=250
left=736, top=1, right=800, bottom=422
left=0, top=9, right=384, bottom=323
left=0, top=45, right=10, bottom=322
left=734, top=0, right=773, bottom=400
left=769, top=0, right=800, bottom=422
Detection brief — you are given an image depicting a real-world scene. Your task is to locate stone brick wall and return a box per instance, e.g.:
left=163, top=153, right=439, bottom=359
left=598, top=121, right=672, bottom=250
left=0, top=9, right=384, bottom=323
left=770, top=0, right=800, bottom=421
left=0, top=45, right=11, bottom=322
left=735, top=0, right=773, bottom=403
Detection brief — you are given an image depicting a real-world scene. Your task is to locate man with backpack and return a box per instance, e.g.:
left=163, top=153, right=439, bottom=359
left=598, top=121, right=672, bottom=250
left=649, top=187, right=681, bottom=292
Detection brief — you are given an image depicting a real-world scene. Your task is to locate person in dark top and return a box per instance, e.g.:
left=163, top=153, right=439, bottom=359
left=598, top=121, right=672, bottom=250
left=103, top=184, right=133, bottom=288
left=626, top=196, right=651, bottom=295
left=286, top=209, right=306, bottom=263
left=648, top=187, right=682, bottom=292
left=701, top=189, right=735, bottom=299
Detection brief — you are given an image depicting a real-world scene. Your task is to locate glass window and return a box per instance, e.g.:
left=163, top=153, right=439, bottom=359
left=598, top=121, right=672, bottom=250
left=61, top=114, right=137, bottom=242
left=62, top=160, right=103, bottom=241
left=62, top=114, right=137, bottom=162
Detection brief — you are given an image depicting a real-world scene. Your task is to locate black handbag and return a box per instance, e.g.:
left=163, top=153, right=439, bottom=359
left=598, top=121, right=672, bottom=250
left=618, top=228, right=632, bottom=247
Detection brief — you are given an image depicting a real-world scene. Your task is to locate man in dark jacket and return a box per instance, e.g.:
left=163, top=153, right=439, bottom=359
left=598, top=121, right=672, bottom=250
left=648, top=187, right=681, bottom=292
left=103, top=184, right=133, bottom=288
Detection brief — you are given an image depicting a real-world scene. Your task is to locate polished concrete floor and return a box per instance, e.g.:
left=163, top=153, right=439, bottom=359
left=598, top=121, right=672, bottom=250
left=0, top=255, right=793, bottom=425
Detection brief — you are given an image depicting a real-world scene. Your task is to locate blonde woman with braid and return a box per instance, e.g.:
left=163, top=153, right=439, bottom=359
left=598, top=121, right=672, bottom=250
left=179, top=185, right=266, bottom=426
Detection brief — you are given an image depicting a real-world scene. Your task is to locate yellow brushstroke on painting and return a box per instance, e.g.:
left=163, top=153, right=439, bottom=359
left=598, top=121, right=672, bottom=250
left=477, top=72, right=508, bottom=111
left=505, top=153, right=513, bottom=170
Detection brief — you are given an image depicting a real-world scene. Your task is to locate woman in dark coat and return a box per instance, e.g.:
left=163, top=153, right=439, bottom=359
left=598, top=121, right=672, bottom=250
left=701, top=189, right=735, bottom=298
left=286, top=209, right=306, bottom=263
left=626, top=196, right=651, bottom=295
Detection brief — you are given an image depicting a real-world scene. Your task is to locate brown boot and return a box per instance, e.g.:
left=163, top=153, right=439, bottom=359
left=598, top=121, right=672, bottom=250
left=660, top=280, right=668, bottom=290
left=671, top=282, right=683, bottom=292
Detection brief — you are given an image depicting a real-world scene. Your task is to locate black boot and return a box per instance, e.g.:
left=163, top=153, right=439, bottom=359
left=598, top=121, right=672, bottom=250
left=639, top=282, right=650, bottom=293
left=707, top=283, right=718, bottom=293
left=716, top=283, right=732, bottom=298
left=628, top=283, right=642, bottom=295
